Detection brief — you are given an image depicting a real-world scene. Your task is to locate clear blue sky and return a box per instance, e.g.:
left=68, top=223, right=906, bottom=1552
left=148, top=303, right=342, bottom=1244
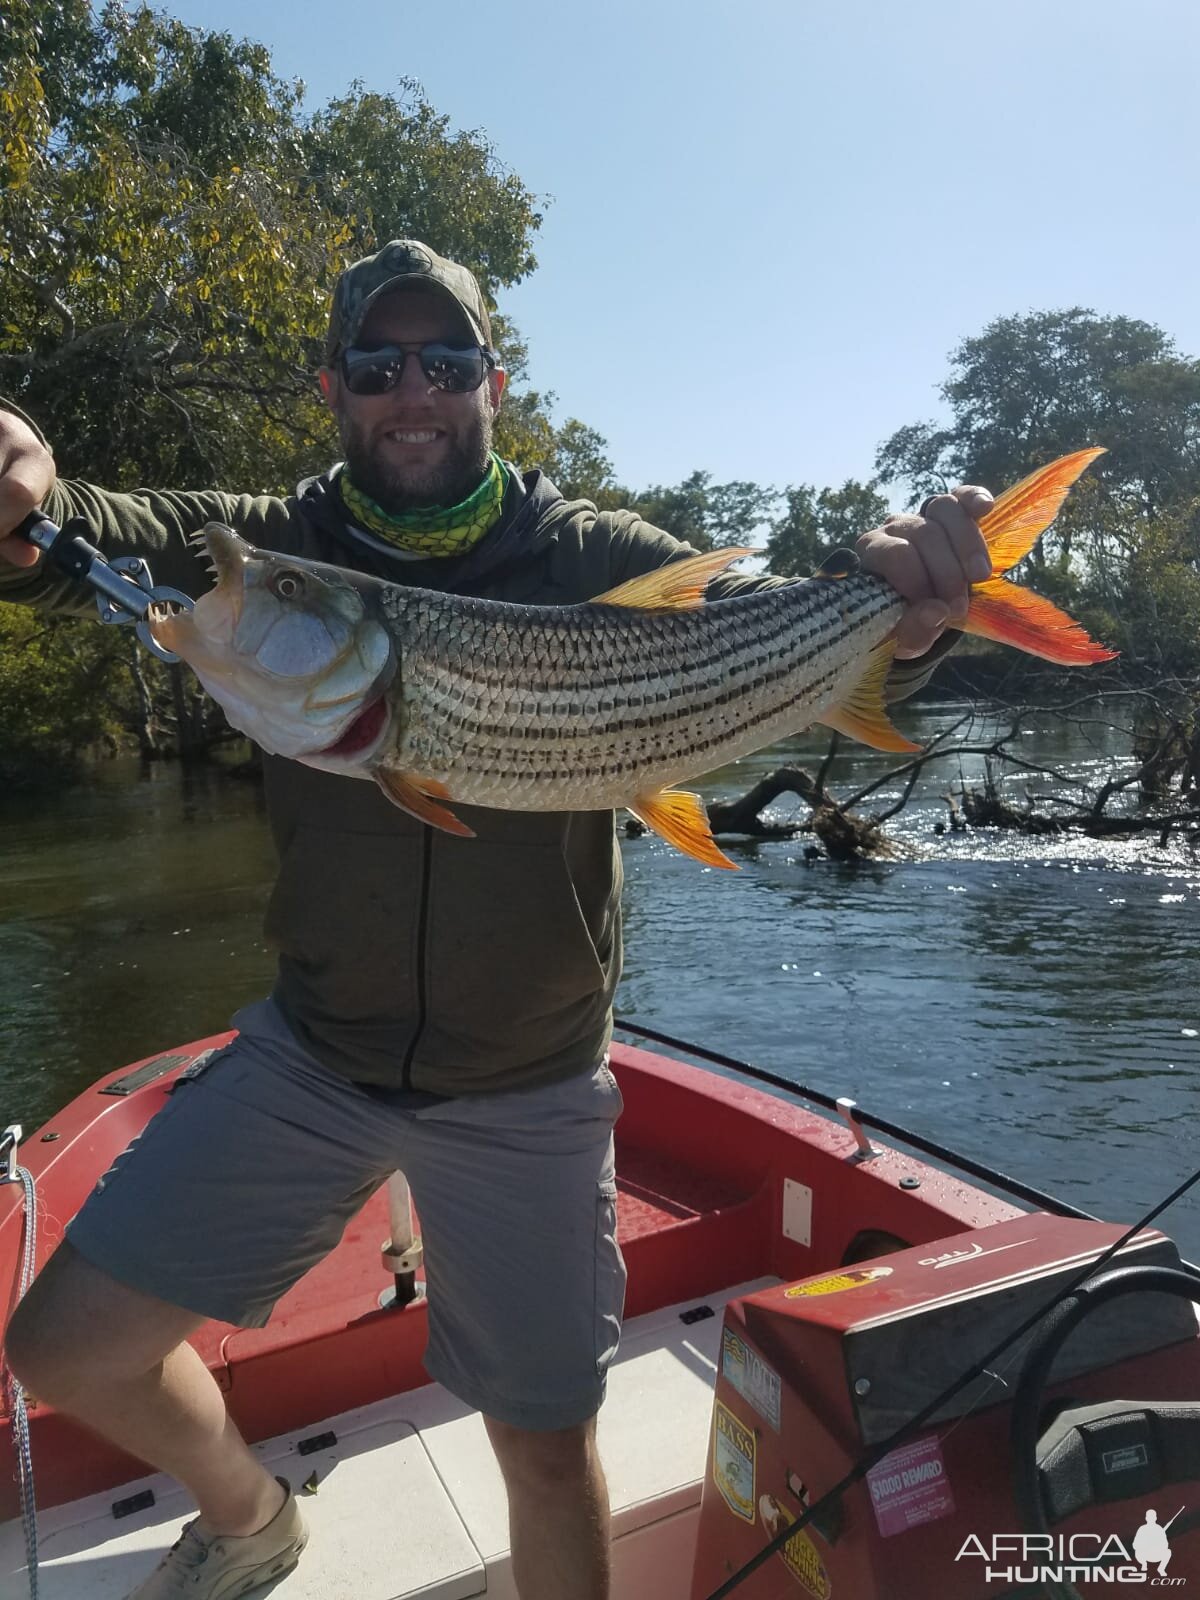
left=170, top=0, right=1200, bottom=503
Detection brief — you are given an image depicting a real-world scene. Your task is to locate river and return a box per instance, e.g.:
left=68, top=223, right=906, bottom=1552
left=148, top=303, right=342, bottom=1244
left=2, top=698, right=1198, bottom=1259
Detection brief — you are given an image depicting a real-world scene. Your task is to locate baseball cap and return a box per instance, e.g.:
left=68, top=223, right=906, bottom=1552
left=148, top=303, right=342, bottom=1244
left=325, top=239, right=493, bottom=362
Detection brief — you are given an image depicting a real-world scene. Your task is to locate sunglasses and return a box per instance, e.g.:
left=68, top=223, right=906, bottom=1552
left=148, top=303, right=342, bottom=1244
left=340, top=341, right=501, bottom=396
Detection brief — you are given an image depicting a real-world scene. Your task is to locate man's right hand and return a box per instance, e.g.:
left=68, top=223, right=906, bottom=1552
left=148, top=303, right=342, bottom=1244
left=0, top=411, right=56, bottom=568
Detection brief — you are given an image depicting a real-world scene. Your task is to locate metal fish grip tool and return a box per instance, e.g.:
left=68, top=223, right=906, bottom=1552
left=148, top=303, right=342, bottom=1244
left=17, top=510, right=193, bottom=661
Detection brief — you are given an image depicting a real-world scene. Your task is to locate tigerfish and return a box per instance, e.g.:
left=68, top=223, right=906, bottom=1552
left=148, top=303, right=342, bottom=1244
left=150, top=449, right=1114, bottom=869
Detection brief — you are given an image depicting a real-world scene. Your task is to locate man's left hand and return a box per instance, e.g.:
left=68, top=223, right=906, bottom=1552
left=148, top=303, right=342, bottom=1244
left=855, top=486, right=994, bottom=659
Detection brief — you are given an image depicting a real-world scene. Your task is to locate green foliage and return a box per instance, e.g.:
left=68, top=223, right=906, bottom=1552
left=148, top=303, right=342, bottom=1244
left=766, top=480, right=890, bottom=578
left=623, top=471, right=778, bottom=551
left=1, top=4, right=545, bottom=493
left=305, top=83, right=542, bottom=296
left=0, top=2, right=549, bottom=769
left=0, top=607, right=123, bottom=779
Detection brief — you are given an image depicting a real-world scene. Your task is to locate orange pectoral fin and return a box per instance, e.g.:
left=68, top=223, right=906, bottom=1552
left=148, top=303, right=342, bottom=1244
left=962, top=578, right=1118, bottom=666
left=592, top=547, right=761, bottom=611
left=817, top=640, right=922, bottom=753
left=628, top=789, right=738, bottom=870
left=374, top=769, right=476, bottom=837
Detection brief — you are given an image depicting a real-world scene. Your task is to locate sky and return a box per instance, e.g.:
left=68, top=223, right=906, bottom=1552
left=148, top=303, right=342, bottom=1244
left=166, top=0, right=1200, bottom=504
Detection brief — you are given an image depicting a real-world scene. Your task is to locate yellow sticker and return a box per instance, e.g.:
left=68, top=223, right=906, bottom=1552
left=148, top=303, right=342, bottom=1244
left=784, top=1266, right=892, bottom=1298
left=759, top=1494, right=833, bottom=1599
left=712, top=1402, right=755, bottom=1522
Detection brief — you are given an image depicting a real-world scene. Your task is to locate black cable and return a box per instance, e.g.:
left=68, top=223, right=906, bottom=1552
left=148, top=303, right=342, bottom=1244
left=1010, top=1264, right=1200, bottom=1600
left=703, top=1162, right=1200, bottom=1598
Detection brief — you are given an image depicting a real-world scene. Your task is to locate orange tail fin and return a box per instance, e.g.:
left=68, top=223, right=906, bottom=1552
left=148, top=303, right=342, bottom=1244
left=962, top=449, right=1117, bottom=666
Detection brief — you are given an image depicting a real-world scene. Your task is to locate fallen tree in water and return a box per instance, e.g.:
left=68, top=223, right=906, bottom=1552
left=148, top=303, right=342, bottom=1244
left=630, top=685, right=1200, bottom=862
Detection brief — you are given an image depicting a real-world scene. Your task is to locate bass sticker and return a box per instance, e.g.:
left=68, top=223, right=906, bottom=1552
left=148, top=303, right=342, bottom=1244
left=712, top=1402, right=755, bottom=1522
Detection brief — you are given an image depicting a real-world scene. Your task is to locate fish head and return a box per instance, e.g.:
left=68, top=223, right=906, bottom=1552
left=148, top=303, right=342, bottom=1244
left=150, top=524, right=396, bottom=760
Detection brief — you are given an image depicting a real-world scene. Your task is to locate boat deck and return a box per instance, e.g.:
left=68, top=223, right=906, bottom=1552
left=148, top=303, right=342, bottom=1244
left=1, top=1278, right=775, bottom=1600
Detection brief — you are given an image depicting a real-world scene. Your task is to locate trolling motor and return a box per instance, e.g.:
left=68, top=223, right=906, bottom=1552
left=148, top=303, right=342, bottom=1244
left=16, top=510, right=193, bottom=662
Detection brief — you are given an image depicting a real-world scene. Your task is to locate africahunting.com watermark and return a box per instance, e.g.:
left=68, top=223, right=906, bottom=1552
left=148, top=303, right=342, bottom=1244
left=956, top=1510, right=1185, bottom=1586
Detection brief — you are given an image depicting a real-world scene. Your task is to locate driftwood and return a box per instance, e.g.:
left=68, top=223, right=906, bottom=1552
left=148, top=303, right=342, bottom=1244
left=627, top=688, right=1200, bottom=862
left=709, top=766, right=894, bottom=860
left=707, top=766, right=832, bottom=837
left=624, top=762, right=894, bottom=861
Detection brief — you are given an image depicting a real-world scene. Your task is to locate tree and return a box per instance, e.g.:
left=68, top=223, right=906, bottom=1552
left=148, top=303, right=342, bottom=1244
left=304, top=83, right=542, bottom=296
left=624, top=471, right=778, bottom=550
left=0, top=2, right=557, bottom=770
left=876, top=310, right=1200, bottom=675
left=765, top=479, right=890, bottom=578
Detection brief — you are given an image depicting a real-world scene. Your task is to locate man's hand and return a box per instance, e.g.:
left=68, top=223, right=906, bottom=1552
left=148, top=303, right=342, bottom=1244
left=855, top=485, right=994, bottom=658
left=0, top=412, right=56, bottom=568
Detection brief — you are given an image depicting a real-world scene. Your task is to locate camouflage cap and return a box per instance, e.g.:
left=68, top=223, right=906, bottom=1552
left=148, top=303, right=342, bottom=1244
left=325, top=239, right=493, bottom=363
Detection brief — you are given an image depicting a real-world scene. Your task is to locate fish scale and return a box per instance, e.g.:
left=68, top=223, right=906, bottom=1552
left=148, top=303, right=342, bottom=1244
left=381, top=577, right=901, bottom=810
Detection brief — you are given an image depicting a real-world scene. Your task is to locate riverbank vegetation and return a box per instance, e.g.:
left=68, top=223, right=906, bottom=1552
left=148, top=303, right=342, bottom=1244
left=2, top=3, right=1198, bottom=816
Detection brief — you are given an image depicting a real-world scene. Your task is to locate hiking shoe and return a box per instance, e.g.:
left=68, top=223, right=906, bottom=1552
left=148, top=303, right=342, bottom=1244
left=126, top=1478, right=308, bottom=1598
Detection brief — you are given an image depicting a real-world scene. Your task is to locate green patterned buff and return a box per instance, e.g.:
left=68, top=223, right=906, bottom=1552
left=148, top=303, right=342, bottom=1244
left=339, top=453, right=508, bottom=557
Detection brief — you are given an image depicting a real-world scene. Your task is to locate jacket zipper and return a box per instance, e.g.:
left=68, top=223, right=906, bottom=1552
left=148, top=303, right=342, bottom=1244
left=401, top=828, right=434, bottom=1091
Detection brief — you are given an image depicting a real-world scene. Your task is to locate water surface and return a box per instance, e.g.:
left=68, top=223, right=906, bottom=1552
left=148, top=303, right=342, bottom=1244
left=3, top=700, right=1197, bottom=1258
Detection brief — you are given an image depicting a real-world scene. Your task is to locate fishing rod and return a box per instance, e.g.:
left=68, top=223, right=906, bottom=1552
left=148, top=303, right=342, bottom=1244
left=611, top=1021, right=1200, bottom=1600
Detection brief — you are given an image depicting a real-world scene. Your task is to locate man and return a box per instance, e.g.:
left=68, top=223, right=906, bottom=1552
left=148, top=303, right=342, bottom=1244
left=0, top=240, right=992, bottom=1600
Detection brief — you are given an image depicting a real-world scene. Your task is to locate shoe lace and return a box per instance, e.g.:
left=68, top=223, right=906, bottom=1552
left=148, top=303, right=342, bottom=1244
left=158, top=1519, right=216, bottom=1589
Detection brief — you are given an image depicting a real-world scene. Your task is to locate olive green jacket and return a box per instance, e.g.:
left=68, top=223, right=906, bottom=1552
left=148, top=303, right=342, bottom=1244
left=0, top=439, right=949, bottom=1093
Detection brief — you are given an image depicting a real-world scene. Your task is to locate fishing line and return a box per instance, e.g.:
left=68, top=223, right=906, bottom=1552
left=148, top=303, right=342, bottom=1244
left=617, top=1019, right=1096, bottom=1218
left=701, top=1158, right=1200, bottom=1599
left=610, top=1026, right=1200, bottom=1600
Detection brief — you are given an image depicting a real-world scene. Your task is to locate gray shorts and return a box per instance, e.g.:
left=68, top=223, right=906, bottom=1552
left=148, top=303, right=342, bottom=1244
left=66, top=1000, right=626, bottom=1431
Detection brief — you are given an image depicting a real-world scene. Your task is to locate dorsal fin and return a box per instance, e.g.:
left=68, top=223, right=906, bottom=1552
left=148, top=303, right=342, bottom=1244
left=812, top=548, right=861, bottom=580
left=592, top=547, right=760, bottom=611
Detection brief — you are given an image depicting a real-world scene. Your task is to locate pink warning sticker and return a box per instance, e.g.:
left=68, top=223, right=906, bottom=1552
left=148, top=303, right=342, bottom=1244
left=866, top=1435, right=955, bottom=1538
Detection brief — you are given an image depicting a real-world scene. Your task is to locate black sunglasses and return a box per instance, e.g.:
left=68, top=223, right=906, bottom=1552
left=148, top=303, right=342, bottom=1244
left=340, top=341, right=501, bottom=396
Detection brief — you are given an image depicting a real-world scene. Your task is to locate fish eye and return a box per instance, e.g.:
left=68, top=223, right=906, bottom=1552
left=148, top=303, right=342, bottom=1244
left=271, top=570, right=305, bottom=600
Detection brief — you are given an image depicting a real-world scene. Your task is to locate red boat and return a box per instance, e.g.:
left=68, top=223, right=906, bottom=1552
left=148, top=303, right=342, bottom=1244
left=2, top=1024, right=1198, bottom=1599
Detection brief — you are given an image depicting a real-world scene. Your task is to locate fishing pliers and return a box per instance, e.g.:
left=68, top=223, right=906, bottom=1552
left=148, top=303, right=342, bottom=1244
left=17, top=510, right=194, bottom=663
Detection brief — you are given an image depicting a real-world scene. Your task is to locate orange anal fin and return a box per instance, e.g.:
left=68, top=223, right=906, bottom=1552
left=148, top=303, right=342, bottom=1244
left=374, top=769, right=476, bottom=837
left=964, top=578, right=1118, bottom=666
left=627, top=789, right=738, bottom=870
left=979, top=448, right=1106, bottom=575
left=816, top=639, right=921, bottom=753
left=592, top=547, right=761, bottom=611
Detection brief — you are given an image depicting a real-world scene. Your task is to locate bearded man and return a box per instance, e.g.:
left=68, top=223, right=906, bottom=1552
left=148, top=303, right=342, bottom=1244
left=0, top=240, right=992, bottom=1600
